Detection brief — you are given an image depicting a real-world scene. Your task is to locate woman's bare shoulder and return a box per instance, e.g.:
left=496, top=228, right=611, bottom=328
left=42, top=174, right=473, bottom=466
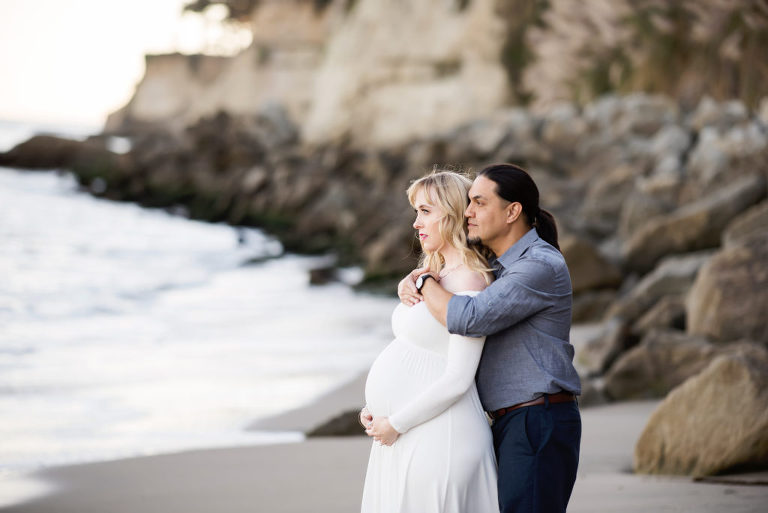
left=442, top=267, right=490, bottom=293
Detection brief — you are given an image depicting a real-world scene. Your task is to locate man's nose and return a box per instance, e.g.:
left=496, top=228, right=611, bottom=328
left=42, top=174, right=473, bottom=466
left=465, top=205, right=473, bottom=217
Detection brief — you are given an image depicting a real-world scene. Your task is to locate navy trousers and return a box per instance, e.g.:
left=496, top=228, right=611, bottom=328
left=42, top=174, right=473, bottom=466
left=491, top=399, right=581, bottom=513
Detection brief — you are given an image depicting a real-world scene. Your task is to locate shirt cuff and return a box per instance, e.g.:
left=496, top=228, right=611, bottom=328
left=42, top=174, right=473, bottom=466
left=446, top=294, right=471, bottom=335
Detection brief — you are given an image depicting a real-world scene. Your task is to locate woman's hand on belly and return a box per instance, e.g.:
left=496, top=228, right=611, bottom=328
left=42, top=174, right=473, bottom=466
left=366, top=417, right=400, bottom=446
left=359, top=406, right=373, bottom=432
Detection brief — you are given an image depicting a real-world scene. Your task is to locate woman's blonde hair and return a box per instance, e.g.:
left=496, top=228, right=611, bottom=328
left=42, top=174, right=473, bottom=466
left=407, top=170, right=492, bottom=284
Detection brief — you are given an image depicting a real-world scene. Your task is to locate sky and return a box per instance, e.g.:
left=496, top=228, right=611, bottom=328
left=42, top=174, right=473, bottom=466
left=0, top=0, right=250, bottom=128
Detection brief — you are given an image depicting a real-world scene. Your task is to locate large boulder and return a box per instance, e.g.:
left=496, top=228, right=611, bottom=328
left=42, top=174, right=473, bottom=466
left=622, top=174, right=766, bottom=273
left=573, top=318, right=628, bottom=377
left=687, top=97, right=749, bottom=132
left=449, top=109, right=541, bottom=162
left=607, top=251, right=712, bottom=324
left=634, top=343, right=768, bottom=476
left=617, top=187, right=675, bottom=242
left=580, top=164, right=638, bottom=237
left=307, top=410, right=365, bottom=437
left=645, top=124, right=691, bottom=188
left=687, top=233, right=768, bottom=345
left=681, top=120, right=767, bottom=202
left=603, top=329, right=718, bottom=400
left=571, top=290, right=617, bottom=323
left=493, top=109, right=550, bottom=166
left=561, top=236, right=622, bottom=293
left=540, top=103, right=589, bottom=161
left=0, top=135, right=123, bottom=175
left=630, top=294, right=686, bottom=338
left=722, top=200, right=768, bottom=248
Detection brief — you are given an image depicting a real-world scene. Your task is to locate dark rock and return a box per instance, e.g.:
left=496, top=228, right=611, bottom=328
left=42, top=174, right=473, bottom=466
left=0, top=135, right=127, bottom=186
left=307, top=409, right=366, bottom=437
left=561, top=235, right=622, bottom=293
left=309, top=266, right=338, bottom=285
left=0, top=135, right=85, bottom=169
left=572, top=290, right=617, bottom=323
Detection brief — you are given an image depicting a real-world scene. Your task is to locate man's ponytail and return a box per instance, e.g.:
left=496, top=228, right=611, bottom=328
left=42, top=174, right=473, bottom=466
left=532, top=208, right=559, bottom=251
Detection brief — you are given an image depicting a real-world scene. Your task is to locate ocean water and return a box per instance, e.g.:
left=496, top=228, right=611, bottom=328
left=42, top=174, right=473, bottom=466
left=0, top=124, right=396, bottom=482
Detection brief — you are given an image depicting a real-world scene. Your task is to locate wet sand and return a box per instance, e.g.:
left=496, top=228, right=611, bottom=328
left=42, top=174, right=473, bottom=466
left=2, top=378, right=767, bottom=512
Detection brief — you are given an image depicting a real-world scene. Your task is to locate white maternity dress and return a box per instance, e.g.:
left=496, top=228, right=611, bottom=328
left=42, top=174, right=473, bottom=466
left=361, top=292, right=499, bottom=513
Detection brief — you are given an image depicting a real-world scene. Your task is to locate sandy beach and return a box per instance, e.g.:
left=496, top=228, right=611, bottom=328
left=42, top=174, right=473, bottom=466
left=2, top=376, right=767, bottom=513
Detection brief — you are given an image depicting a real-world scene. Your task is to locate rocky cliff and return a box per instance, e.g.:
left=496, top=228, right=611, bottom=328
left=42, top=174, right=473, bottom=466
left=108, top=0, right=509, bottom=147
left=108, top=0, right=768, bottom=147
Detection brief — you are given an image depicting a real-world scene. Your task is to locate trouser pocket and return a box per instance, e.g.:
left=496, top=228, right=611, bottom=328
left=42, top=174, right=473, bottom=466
left=524, top=406, right=553, bottom=454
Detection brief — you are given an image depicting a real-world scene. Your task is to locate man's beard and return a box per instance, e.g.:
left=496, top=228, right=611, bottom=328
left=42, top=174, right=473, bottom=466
left=467, top=236, right=483, bottom=246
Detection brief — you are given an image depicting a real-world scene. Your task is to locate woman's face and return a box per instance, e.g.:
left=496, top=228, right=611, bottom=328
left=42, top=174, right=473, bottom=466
left=412, top=187, right=445, bottom=253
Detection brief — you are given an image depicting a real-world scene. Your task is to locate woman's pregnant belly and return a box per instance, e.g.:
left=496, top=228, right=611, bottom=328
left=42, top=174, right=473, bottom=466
left=364, top=338, right=446, bottom=417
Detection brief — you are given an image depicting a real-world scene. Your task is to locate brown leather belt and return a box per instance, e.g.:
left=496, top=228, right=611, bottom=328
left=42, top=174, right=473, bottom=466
left=489, top=392, right=576, bottom=420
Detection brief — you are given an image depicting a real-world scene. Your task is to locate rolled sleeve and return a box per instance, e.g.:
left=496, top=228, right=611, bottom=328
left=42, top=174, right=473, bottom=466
left=446, top=294, right=474, bottom=336
left=446, top=260, right=559, bottom=338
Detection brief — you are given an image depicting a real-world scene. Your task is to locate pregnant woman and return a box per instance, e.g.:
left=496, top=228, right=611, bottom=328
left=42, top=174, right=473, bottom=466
left=360, top=171, right=499, bottom=513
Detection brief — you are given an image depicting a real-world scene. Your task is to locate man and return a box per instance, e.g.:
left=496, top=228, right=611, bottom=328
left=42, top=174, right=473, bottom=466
left=394, top=163, right=581, bottom=513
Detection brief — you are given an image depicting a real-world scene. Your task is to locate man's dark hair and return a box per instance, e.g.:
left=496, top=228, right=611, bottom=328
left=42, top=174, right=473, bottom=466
left=477, top=163, right=560, bottom=251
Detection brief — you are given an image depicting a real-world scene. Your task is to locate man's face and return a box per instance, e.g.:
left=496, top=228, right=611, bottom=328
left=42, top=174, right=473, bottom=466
left=465, top=175, right=511, bottom=247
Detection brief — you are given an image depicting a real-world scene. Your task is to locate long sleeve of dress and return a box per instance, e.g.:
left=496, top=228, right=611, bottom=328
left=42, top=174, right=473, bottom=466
left=387, top=330, right=485, bottom=434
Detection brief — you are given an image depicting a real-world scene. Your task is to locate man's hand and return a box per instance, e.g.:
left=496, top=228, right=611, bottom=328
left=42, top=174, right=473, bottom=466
left=359, top=406, right=373, bottom=431
left=365, top=416, right=400, bottom=446
left=398, top=268, right=426, bottom=306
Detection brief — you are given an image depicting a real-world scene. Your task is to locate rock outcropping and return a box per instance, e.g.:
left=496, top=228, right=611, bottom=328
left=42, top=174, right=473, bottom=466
left=108, top=0, right=509, bottom=148
left=634, top=343, right=768, bottom=476
left=4, top=94, right=767, bottom=292
left=107, top=0, right=768, bottom=148
left=687, top=223, right=768, bottom=345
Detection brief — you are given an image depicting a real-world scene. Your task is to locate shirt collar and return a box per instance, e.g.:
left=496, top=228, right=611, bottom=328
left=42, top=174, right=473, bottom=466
left=496, top=228, right=540, bottom=270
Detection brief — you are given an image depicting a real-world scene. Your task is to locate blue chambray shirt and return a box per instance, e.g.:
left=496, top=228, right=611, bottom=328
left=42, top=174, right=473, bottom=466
left=447, top=228, right=581, bottom=411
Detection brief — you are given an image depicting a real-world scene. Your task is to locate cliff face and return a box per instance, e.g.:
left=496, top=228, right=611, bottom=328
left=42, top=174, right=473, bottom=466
left=108, top=0, right=768, bottom=146
left=107, top=0, right=339, bottom=134
left=107, top=0, right=510, bottom=146
left=301, top=0, right=508, bottom=146
left=521, top=0, right=768, bottom=110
